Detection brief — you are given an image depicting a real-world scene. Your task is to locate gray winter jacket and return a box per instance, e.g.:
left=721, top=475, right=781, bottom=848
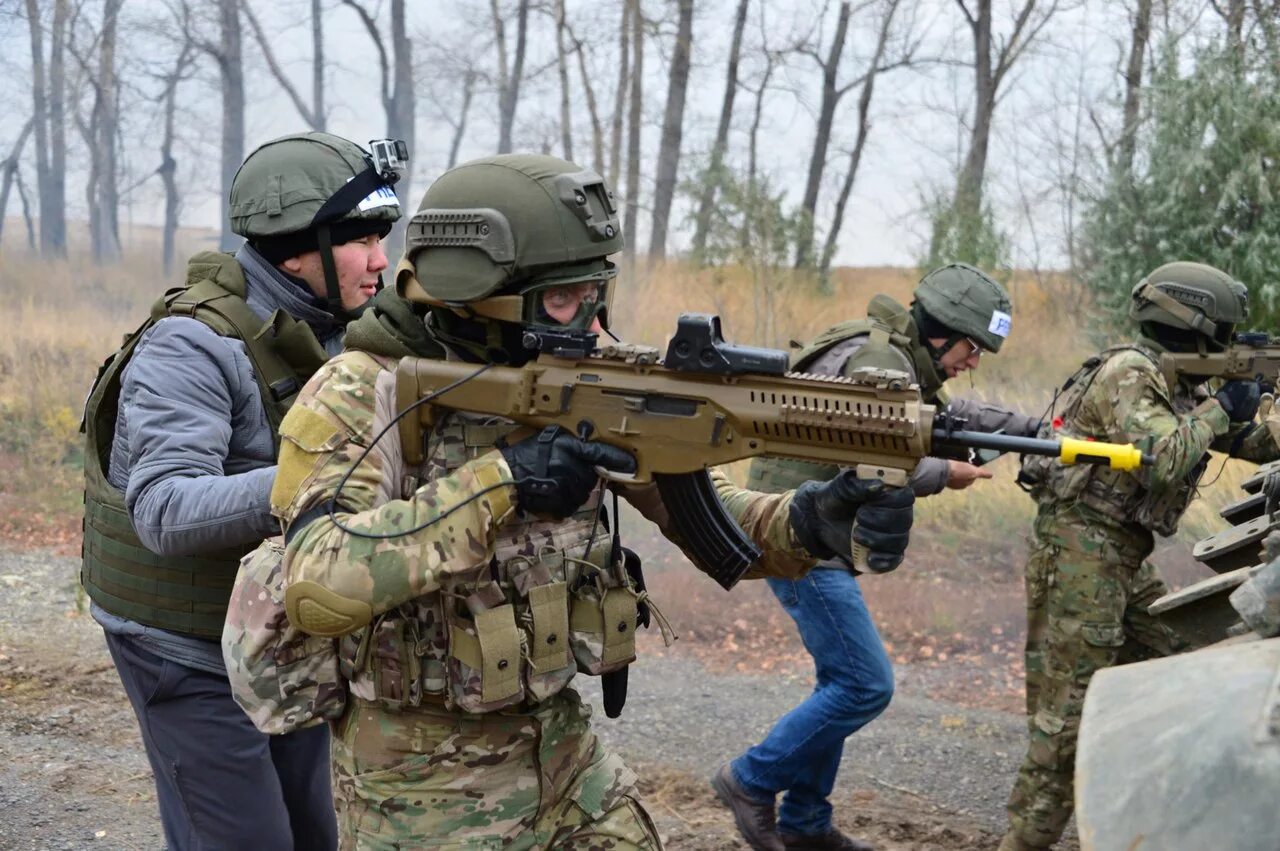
left=93, top=244, right=346, bottom=670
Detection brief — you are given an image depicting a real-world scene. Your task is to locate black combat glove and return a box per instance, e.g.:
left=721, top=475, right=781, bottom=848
left=499, top=425, right=637, bottom=518
left=1214, top=379, right=1262, bottom=423
left=789, top=471, right=915, bottom=573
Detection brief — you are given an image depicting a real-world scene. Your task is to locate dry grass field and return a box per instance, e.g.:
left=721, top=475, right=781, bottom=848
left=0, top=221, right=1254, bottom=704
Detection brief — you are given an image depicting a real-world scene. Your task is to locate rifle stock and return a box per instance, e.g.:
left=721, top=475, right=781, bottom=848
left=394, top=314, right=1148, bottom=588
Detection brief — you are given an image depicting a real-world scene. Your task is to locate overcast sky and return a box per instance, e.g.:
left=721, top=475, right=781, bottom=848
left=0, top=0, right=1223, bottom=268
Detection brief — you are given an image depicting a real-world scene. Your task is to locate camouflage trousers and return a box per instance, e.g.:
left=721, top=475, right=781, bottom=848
left=1005, top=514, right=1187, bottom=848
left=330, top=688, right=661, bottom=850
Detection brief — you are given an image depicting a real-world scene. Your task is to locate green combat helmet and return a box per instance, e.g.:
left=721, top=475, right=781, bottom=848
left=396, top=153, right=622, bottom=361
left=912, top=262, right=1013, bottom=354
left=1129, top=261, right=1248, bottom=351
left=229, top=132, right=406, bottom=318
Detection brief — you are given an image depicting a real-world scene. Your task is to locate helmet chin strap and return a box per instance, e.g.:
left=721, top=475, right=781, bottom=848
left=317, top=222, right=379, bottom=322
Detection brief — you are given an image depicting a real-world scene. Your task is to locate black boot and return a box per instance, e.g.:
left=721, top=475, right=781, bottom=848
left=779, top=828, right=875, bottom=851
left=710, top=764, right=785, bottom=851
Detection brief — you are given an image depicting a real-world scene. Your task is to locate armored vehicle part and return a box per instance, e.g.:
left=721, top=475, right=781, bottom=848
left=1148, top=566, right=1252, bottom=648
left=1231, top=558, right=1280, bottom=638
left=1219, top=491, right=1267, bottom=525
left=1191, top=513, right=1279, bottom=573
left=1076, top=635, right=1280, bottom=851
left=1239, top=458, right=1280, bottom=494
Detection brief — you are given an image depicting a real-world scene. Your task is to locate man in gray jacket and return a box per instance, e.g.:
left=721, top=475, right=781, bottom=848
left=81, top=132, right=403, bottom=849
left=713, top=265, right=1040, bottom=851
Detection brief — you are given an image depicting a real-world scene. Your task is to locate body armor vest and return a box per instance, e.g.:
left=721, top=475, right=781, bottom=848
left=82, top=252, right=329, bottom=638
left=748, top=296, right=946, bottom=494
left=1019, top=344, right=1202, bottom=537
left=342, top=379, right=642, bottom=714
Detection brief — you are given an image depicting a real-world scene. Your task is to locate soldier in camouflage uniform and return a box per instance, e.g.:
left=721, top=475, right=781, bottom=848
left=716, top=265, right=1041, bottom=851
left=999, top=262, right=1279, bottom=850
left=268, top=154, right=915, bottom=850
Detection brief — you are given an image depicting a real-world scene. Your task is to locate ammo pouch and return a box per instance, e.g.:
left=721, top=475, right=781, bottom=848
left=444, top=579, right=526, bottom=713
left=509, top=553, right=576, bottom=704
left=568, top=542, right=641, bottom=676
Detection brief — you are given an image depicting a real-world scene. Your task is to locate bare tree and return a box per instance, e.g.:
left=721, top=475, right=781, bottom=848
left=951, top=0, right=1064, bottom=228
left=1211, top=0, right=1247, bottom=54
left=0, top=120, right=34, bottom=248
left=15, top=168, right=37, bottom=251
left=340, top=0, right=415, bottom=258
left=446, top=70, right=476, bottom=169
left=793, top=1, right=853, bottom=270
left=24, top=0, right=69, bottom=257
left=568, top=24, right=605, bottom=174
left=66, top=0, right=126, bottom=262
left=647, top=0, right=695, bottom=261
left=492, top=0, right=530, bottom=154
left=1117, top=0, right=1153, bottom=177
left=159, top=37, right=196, bottom=275
left=553, top=0, right=573, bottom=161
left=608, top=0, right=631, bottom=187
left=623, top=0, right=644, bottom=268
left=188, top=0, right=245, bottom=250
left=818, top=0, right=906, bottom=286
left=690, top=0, right=749, bottom=259
left=243, top=0, right=326, bottom=130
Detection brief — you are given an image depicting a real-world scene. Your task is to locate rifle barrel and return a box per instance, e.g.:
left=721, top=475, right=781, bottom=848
left=932, top=429, right=1152, bottom=471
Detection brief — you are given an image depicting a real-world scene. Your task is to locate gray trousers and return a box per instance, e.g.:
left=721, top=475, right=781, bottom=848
left=103, top=631, right=338, bottom=850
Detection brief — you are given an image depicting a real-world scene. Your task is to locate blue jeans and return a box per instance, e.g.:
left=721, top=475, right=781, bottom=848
left=103, top=631, right=338, bottom=850
left=730, top=567, right=895, bottom=837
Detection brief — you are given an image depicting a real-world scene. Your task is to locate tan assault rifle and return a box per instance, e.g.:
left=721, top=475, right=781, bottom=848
left=395, top=314, right=1149, bottom=589
left=1160, top=331, right=1280, bottom=389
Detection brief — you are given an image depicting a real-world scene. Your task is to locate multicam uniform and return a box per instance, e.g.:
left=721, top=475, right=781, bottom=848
left=272, top=335, right=814, bottom=850
left=1008, top=340, right=1280, bottom=847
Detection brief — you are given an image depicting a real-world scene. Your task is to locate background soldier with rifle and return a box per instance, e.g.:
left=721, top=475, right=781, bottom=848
left=1002, top=261, right=1280, bottom=850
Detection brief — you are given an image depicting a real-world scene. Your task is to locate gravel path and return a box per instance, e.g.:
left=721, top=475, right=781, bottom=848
left=0, top=548, right=1062, bottom=850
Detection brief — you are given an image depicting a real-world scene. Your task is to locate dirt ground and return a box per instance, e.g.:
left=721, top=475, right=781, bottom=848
left=0, top=544, right=1081, bottom=851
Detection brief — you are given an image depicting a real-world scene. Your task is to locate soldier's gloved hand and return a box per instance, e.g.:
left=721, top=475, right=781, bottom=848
left=789, top=471, right=915, bottom=571
left=1215, top=379, right=1262, bottom=423
left=499, top=425, right=636, bottom=518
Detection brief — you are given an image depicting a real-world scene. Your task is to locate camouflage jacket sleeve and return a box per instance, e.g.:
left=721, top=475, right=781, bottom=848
left=1086, top=351, right=1230, bottom=489
left=273, top=352, right=516, bottom=630
left=619, top=472, right=815, bottom=581
left=1212, top=419, right=1280, bottom=463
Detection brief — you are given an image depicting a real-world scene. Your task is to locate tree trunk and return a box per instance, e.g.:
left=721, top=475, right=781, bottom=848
left=23, top=0, right=52, bottom=255
left=819, top=1, right=899, bottom=288
left=572, top=33, right=605, bottom=175
left=555, top=0, right=574, bottom=161
left=447, top=71, right=476, bottom=169
left=742, top=55, right=776, bottom=251
left=218, top=0, right=244, bottom=251
left=312, top=0, right=326, bottom=131
left=0, top=120, right=35, bottom=248
left=647, top=0, right=694, bottom=261
left=1117, top=0, right=1152, bottom=177
left=691, top=0, right=748, bottom=259
left=96, top=0, right=124, bottom=262
left=608, top=0, right=630, bottom=188
left=623, top=0, right=644, bottom=269
left=954, top=0, right=994, bottom=223
left=794, top=0, right=852, bottom=270
left=47, top=0, right=68, bottom=256
left=159, top=42, right=192, bottom=276
left=496, top=0, right=530, bottom=154
left=15, top=168, right=36, bottom=251
left=1215, top=0, right=1247, bottom=56
left=386, top=0, right=414, bottom=262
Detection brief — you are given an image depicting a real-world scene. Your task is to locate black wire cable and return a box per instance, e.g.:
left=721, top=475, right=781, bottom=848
left=321, top=361, right=512, bottom=540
